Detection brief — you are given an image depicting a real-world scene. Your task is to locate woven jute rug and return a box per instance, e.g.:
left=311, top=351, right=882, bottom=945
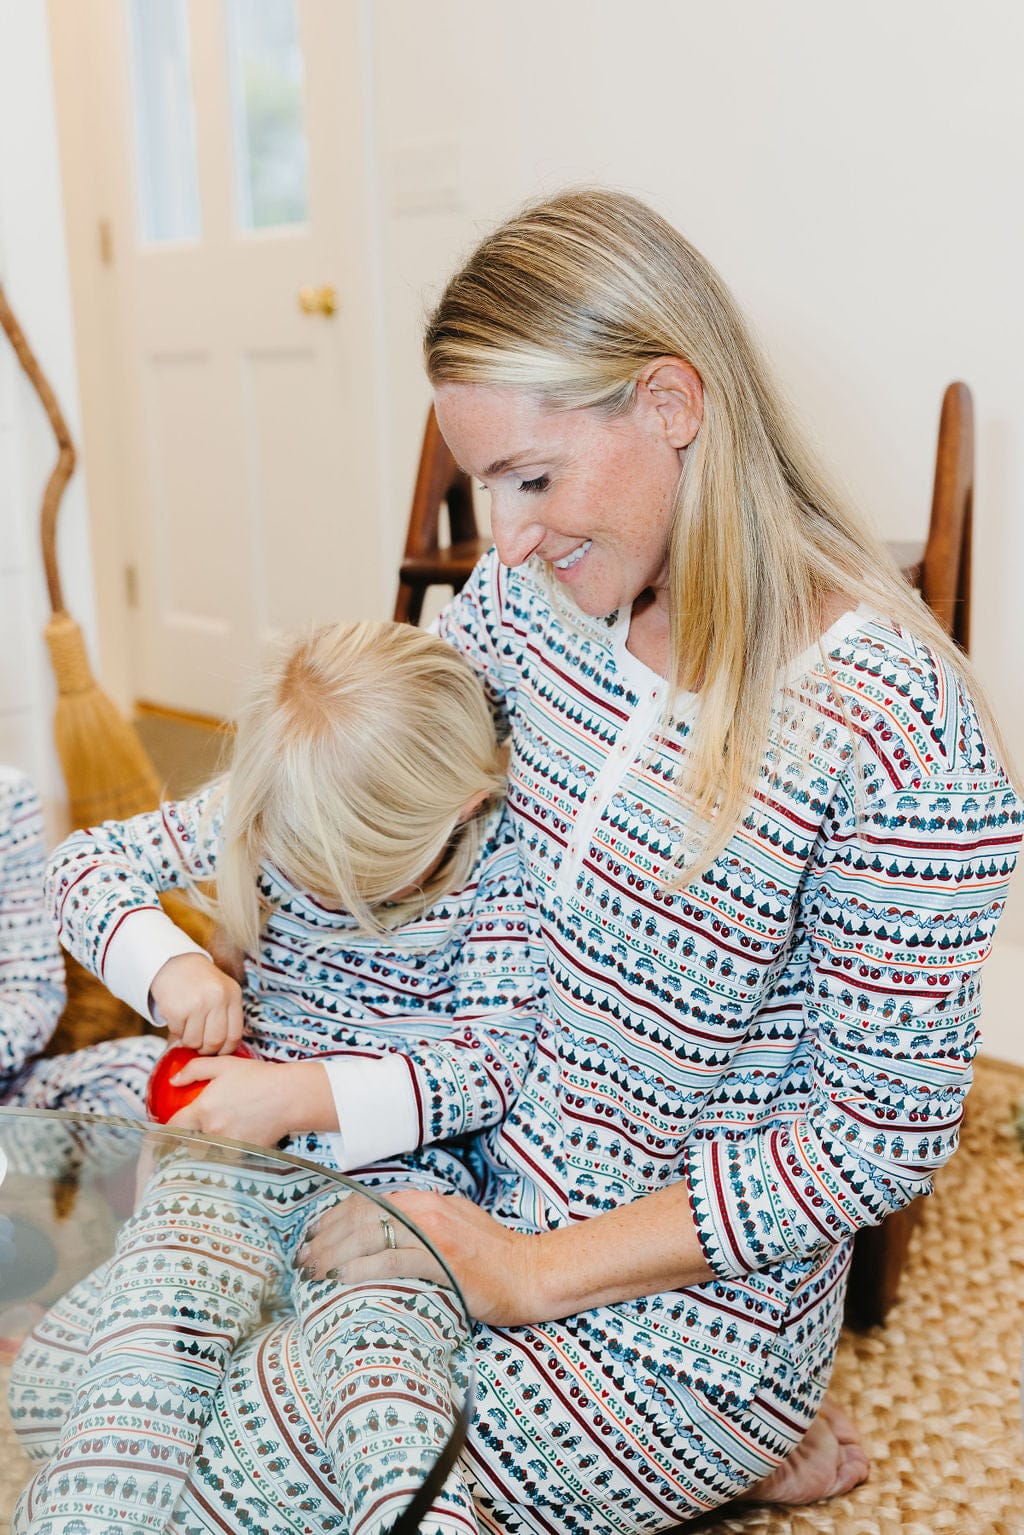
left=701, top=1053, right=1024, bottom=1535
left=2, top=1056, right=1023, bottom=1532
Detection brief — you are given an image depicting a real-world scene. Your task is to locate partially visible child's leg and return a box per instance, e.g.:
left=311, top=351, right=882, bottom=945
left=20, top=1152, right=291, bottom=1534
left=169, top=1313, right=348, bottom=1535
left=288, top=1147, right=482, bottom=1535
left=7, top=1266, right=110, bottom=1465
left=4, top=1034, right=164, bottom=1118
left=295, top=1271, right=478, bottom=1535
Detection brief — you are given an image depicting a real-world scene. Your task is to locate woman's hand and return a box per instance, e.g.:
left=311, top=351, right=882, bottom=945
left=298, top=1189, right=542, bottom=1327
left=149, top=952, right=244, bottom=1054
left=166, top=1056, right=331, bottom=1146
left=299, top=1179, right=716, bottom=1328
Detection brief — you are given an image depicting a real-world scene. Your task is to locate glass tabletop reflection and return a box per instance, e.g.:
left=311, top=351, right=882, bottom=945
left=0, top=1108, right=474, bottom=1535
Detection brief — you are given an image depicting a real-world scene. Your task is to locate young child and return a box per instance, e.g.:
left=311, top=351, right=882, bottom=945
left=15, top=620, right=544, bottom=1535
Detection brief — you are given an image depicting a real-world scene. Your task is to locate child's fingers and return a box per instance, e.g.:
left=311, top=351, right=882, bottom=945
left=218, top=995, right=245, bottom=1055
left=178, top=1013, right=206, bottom=1051
left=198, top=1008, right=229, bottom=1054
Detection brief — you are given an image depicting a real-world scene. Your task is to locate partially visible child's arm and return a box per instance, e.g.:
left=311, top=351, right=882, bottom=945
left=149, top=952, right=243, bottom=1053
left=45, top=785, right=241, bottom=1052
left=0, top=766, right=65, bottom=1089
left=321, top=808, right=545, bottom=1171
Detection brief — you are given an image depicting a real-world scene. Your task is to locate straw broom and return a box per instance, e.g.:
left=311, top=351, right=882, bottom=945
left=0, top=281, right=210, bottom=1052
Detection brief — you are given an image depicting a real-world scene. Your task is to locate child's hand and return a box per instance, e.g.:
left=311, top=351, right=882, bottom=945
left=166, top=1057, right=316, bottom=1146
left=149, top=952, right=244, bottom=1054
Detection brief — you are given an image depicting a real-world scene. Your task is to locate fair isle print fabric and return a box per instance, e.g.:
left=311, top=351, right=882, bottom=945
left=10, top=548, right=1022, bottom=1535
left=21, top=797, right=544, bottom=1533
left=11, top=1151, right=477, bottom=1535
left=430, top=551, right=1021, bottom=1526
left=4, top=1032, right=165, bottom=1118
left=0, top=766, right=65, bottom=1089
left=0, top=761, right=165, bottom=1119
left=45, top=800, right=545, bottom=1153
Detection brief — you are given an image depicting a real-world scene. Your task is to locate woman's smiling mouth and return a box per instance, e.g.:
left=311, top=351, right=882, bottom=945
left=553, top=540, right=592, bottom=571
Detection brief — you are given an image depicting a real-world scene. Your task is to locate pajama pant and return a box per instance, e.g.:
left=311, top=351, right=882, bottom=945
left=9, top=1145, right=478, bottom=1535
left=2, top=1034, right=163, bottom=1119
left=9, top=1164, right=851, bottom=1535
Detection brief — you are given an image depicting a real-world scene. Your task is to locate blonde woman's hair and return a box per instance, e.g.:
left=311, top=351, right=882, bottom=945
left=425, top=187, right=1017, bottom=874
left=210, top=621, right=505, bottom=953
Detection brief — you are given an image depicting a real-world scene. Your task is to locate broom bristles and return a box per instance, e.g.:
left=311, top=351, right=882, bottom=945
left=42, top=613, right=213, bottom=1054
left=46, top=613, right=161, bottom=826
left=54, top=688, right=162, bottom=828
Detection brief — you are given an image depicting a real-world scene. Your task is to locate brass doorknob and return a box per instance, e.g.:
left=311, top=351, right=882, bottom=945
left=298, top=284, right=338, bottom=317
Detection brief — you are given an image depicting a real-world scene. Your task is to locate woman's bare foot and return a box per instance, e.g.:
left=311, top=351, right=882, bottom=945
left=748, top=1397, right=870, bottom=1505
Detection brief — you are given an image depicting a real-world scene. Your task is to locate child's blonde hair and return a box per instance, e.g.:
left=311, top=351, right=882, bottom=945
left=212, top=621, right=505, bottom=952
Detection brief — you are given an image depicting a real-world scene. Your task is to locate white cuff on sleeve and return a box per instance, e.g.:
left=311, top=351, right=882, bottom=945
left=323, top=1053, right=420, bottom=1172
left=101, top=906, right=210, bottom=1023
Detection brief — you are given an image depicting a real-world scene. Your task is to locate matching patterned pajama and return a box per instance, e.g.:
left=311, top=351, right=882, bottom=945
left=0, top=763, right=163, bottom=1119
left=427, top=555, right=1019, bottom=1532
left=7, top=545, right=1023, bottom=1535
left=10, top=798, right=544, bottom=1535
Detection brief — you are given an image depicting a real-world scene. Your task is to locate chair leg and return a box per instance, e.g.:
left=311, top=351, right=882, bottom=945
left=845, top=1202, right=923, bottom=1328
left=393, top=581, right=425, bottom=626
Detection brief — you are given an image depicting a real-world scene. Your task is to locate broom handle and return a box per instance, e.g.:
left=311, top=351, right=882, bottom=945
left=0, top=280, right=76, bottom=615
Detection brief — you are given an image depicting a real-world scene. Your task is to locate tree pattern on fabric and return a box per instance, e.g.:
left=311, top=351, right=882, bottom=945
left=0, top=765, right=65, bottom=1090
left=8, top=546, right=1021, bottom=1534
left=45, top=801, right=546, bottom=1152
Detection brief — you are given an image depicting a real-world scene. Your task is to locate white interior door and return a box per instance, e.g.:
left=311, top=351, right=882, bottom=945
left=70, top=0, right=388, bottom=718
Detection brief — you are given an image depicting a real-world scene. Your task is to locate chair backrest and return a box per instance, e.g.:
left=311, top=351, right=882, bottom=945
left=921, top=381, right=973, bottom=651
left=402, top=406, right=478, bottom=561
left=393, top=406, right=486, bottom=624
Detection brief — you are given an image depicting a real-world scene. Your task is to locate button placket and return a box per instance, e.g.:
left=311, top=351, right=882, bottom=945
left=556, top=689, right=664, bottom=898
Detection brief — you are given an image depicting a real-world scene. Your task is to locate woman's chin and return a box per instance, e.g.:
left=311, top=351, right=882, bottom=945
left=549, top=558, right=620, bottom=618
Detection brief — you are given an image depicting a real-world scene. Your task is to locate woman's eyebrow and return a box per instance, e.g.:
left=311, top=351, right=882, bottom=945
left=481, top=449, right=545, bottom=477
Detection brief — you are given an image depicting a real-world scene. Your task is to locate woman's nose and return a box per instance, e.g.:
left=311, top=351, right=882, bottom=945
left=489, top=499, right=545, bottom=568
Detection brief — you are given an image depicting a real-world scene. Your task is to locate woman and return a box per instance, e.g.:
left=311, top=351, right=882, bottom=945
left=300, top=188, right=1023, bottom=1532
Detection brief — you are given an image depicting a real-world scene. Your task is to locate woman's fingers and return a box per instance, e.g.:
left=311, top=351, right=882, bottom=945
left=298, top=1192, right=420, bottom=1273
left=323, top=1247, right=451, bottom=1289
left=171, top=1055, right=227, bottom=1086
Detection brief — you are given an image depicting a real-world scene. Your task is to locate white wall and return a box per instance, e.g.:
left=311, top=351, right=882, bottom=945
left=0, top=0, right=95, bottom=828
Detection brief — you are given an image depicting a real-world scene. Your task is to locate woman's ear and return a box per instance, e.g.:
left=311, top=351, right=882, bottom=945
left=638, top=358, right=704, bottom=449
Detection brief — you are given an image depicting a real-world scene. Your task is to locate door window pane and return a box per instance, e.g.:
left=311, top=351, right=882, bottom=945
left=126, top=0, right=201, bottom=244
left=226, top=0, right=309, bottom=231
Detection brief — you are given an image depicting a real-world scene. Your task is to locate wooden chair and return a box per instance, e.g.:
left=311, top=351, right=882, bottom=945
left=847, top=381, right=975, bottom=1329
left=393, top=407, right=490, bottom=624
left=886, top=379, right=974, bottom=650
